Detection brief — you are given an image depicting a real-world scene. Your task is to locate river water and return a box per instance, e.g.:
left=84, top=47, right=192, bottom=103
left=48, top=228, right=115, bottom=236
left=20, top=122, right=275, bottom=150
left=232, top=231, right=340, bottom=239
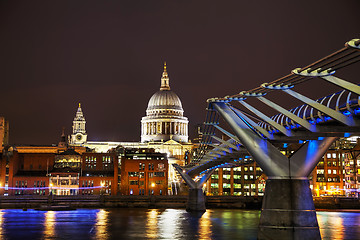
left=0, top=208, right=359, bottom=240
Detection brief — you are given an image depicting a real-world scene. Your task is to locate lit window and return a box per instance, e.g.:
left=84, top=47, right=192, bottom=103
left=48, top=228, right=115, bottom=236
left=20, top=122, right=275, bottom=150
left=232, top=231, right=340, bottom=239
left=328, top=169, right=332, bottom=174
left=327, top=153, right=331, bottom=158
left=333, top=170, right=337, bottom=174
left=332, top=153, right=337, bottom=158
left=244, top=175, right=248, bottom=180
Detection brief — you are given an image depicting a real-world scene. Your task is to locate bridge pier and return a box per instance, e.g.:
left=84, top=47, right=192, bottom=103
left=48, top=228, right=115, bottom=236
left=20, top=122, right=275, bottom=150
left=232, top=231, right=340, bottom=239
left=187, top=188, right=206, bottom=212
left=258, top=179, right=320, bottom=240
left=173, top=164, right=214, bottom=212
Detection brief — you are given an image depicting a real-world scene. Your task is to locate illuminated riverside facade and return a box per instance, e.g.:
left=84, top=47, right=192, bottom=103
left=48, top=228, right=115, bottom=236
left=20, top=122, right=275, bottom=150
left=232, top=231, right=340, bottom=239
left=120, top=148, right=168, bottom=195
left=205, top=163, right=267, bottom=196
left=0, top=146, right=118, bottom=196
left=0, top=144, right=171, bottom=196
left=204, top=138, right=360, bottom=197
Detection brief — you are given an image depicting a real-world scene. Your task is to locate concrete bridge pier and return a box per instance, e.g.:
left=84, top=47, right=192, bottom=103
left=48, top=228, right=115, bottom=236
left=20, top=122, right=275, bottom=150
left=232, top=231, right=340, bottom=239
left=187, top=188, right=206, bottom=212
left=173, top=164, right=214, bottom=212
left=258, top=178, right=320, bottom=240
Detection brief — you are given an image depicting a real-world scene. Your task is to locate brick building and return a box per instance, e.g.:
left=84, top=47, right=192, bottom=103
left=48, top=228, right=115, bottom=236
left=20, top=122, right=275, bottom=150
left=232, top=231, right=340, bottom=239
left=120, top=148, right=168, bottom=195
left=0, top=146, right=118, bottom=196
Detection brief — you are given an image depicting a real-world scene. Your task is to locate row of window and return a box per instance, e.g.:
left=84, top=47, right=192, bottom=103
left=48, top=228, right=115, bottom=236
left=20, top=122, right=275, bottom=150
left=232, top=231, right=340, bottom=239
left=129, top=180, right=164, bottom=185
left=317, top=169, right=341, bottom=175
left=128, top=171, right=165, bottom=178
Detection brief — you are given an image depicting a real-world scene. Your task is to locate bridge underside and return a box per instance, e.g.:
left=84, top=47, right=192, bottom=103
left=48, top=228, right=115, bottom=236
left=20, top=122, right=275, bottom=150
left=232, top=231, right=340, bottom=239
left=176, top=39, right=360, bottom=239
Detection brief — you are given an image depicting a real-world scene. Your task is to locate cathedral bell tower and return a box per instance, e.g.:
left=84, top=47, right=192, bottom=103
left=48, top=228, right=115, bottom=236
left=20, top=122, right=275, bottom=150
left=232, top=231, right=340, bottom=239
left=70, top=103, right=87, bottom=145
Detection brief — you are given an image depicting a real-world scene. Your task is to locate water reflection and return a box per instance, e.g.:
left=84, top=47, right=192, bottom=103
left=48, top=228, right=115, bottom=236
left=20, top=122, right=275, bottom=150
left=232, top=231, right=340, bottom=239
left=43, top=211, right=56, bottom=239
left=158, top=209, right=184, bottom=239
left=198, top=210, right=211, bottom=239
left=317, top=211, right=360, bottom=240
left=95, top=209, right=109, bottom=239
left=0, top=209, right=358, bottom=239
left=146, top=209, right=159, bottom=239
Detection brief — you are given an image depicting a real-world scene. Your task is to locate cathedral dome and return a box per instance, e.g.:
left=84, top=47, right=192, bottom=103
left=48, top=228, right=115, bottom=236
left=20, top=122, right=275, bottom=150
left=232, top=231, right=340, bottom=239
left=147, top=90, right=183, bottom=112
left=141, top=62, right=189, bottom=143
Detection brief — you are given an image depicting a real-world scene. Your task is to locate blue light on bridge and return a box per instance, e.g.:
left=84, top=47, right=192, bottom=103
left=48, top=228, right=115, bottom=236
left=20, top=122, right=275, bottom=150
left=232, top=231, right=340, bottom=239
left=299, top=140, right=304, bottom=144
left=309, top=120, right=315, bottom=124
left=344, top=132, right=351, bottom=137
left=343, top=110, right=351, bottom=116
left=318, top=137, right=324, bottom=140
left=354, top=108, right=360, bottom=115
left=316, top=118, right=323, bottom=123
left=324, top=116, right=331, bottom=121
left=283, top=143, right=288, bottom=148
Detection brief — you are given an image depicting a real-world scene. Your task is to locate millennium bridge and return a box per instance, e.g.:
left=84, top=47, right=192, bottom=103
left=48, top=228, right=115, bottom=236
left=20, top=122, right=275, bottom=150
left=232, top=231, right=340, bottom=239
left=174, top=39, right=360, bottom=240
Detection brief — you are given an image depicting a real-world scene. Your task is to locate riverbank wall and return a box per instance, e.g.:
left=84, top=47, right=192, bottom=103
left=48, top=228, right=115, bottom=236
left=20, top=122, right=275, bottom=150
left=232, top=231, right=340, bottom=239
left=0, top=195, right=358, bottom=210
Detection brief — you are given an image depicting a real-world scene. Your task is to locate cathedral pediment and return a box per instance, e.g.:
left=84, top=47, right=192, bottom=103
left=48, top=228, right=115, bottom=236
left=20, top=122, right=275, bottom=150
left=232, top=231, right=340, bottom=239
left=163, top=139, right=182, bottom=145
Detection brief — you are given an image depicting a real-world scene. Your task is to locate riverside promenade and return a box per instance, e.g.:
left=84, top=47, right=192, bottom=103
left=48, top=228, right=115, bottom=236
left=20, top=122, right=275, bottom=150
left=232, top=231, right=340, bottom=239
left=0, top=195, right=358, bottom=210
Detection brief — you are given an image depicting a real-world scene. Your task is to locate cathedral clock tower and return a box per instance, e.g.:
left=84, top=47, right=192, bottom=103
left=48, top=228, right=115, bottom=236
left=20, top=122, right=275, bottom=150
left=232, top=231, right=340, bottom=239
left=70, top=103, right=87, bottom=145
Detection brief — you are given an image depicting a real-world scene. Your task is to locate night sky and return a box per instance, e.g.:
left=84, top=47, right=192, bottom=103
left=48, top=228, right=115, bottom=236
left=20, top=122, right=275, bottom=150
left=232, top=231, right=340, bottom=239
left=0, top=0, right=359, bottom=145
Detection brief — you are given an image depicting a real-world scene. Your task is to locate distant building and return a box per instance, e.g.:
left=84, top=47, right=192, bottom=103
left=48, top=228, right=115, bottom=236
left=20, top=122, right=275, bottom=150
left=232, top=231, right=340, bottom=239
left=0, top=117, right=9, bottom=150
left=141, top=62, right=189, bottom=143
left=205, top=162, right=267, bottom=196
left=343, top=141, right=360, bottom=197
left=0, top=144, right=118, bottom=196
left=65, top=63, right=194, bottom=194
left=120, top=148, right=168, bottom=195
left=309, top=149, right=346, bottom=197
left=70, top=103, right=87, bottom=146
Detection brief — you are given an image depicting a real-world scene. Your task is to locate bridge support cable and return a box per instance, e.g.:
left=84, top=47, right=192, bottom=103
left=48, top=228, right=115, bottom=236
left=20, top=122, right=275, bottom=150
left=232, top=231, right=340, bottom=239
left=257, top=96, right=316, bottom=132
left=173, top=164, right=214, bottom=212
left=228, top=106, right=272, bottom=139
left=238, top=100, right=292, bottom=136
left=283, top=89, right=358, bottom=126
left=213, top=125, right=241, bottom=143
left=209, top=144, right=233, bottom=153
left=211, top=136, right=239, bottom=151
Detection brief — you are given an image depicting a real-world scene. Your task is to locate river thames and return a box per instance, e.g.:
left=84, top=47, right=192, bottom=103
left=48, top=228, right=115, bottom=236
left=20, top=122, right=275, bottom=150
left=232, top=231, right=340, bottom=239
left=0, top=208, right=359, bottom=240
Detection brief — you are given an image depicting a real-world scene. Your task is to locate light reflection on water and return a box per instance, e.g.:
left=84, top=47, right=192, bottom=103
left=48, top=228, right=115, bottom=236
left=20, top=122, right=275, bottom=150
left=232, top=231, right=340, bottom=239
left=0, top=209, right=358, bottom=239
left=317, top=211, right=360, bottom=240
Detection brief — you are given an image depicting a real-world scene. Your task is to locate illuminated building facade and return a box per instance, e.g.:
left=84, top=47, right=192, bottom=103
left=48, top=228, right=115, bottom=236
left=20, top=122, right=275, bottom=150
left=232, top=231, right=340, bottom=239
left=70, top=103, right=87, bottom=145
left=0, top=145, right=118, bottom=196
left=141, top=62, right=189, bottom=143
left=120, top=148, right=168, bottom=195
left=309, top=150, right=346, bottom=196
left=343, top=143, right=360, bottom=197
left=205, top=163, right=267, bottom=196
left=68, top=63, right=193, bottom=194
